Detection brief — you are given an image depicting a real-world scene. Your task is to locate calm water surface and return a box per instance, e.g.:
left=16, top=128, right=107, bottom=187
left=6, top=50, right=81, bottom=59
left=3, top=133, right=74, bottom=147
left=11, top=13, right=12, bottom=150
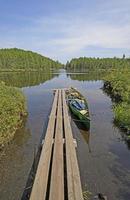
left=0, top=70, right=130, bottom=200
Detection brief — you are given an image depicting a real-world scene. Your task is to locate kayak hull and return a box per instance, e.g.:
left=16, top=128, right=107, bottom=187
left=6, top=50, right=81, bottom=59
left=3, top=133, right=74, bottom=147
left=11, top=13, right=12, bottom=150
left=69, top=103, right=90, bottom=130
left=67, top=88, right=90, bottom=130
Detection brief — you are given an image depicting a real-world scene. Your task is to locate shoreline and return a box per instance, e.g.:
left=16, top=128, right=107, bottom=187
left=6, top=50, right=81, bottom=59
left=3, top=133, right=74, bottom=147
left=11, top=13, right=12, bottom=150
left=103, top=81, right=130, bottom=138
left=0, top=83, right=27, bottom=149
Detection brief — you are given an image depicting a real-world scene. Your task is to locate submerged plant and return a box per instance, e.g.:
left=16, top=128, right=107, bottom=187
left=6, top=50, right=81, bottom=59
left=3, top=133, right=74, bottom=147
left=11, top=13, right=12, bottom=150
left=83, top=190, right=92, bottom=200
left=83, top=186, right=92, bottom=200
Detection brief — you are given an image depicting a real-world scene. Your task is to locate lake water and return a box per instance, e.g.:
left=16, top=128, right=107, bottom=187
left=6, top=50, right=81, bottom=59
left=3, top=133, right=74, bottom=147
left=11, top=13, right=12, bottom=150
left=0, top=70, right=130, bottom=200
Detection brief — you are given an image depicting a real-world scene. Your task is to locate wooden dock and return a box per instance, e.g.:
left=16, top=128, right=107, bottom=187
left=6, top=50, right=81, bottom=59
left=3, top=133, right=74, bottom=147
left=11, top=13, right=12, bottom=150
left=29, top=89, right=84, bottom=200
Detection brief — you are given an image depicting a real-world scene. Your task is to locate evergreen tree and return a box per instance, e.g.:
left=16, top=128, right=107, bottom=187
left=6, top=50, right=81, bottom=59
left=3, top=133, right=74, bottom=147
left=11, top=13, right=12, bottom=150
left=0, top=48, right=62, bottom=71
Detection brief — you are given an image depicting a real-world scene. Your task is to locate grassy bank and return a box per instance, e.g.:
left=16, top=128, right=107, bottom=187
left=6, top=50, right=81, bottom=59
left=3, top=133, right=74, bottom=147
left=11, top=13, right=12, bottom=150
left=0, top=82, right=27, bottom=148
left=103, top=68, right=130, bottom=133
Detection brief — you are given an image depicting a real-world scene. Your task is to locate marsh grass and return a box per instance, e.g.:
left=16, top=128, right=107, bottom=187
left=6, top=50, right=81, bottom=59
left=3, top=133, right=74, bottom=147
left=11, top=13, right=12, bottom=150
left=104, top=68, right=130, bottom=131
left=0, top=82, right=27, bottom=148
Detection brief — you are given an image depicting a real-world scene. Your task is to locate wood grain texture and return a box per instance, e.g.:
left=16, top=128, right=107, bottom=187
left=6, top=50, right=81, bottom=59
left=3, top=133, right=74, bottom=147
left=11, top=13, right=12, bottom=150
left=30, top=89, right=83, bottom=200
left=30, top=90, right=58, bottom=200
left=49, top=90, right=64, bottom=200
left=62, top=90, right=84, bottom=200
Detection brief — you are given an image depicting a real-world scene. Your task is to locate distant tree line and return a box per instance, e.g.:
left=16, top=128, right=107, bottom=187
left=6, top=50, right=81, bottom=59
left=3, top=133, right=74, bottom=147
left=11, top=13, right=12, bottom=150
left=0, top=48, right=62, bottom=71
left=66, top=57, right=130, bottom=71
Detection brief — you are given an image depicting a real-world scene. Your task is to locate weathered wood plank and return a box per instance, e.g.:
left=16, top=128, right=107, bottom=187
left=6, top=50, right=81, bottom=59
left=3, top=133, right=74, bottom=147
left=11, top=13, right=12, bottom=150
left=30, top=90, right=59, bottom=200
left=30, top=89, right=83, bottom=200
left=49, top=89, right=64, bottom=200
left=62, top=90, right=84, bottom=200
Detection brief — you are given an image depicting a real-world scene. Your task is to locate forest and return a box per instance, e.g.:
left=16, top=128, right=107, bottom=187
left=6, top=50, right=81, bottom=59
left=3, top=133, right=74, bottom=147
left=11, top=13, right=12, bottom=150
left=66, top=57, right=130, bottom=71
left=0, top=48, right=62, bottom=71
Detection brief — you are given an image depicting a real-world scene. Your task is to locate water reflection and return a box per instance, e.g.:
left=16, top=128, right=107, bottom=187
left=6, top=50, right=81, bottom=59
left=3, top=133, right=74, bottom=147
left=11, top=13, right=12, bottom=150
left=81, top=131, right=91, bottom=153
left=0, top=70, right=130, bottom=200
left=70, top=112, right=91, bottom=153
left=0, top=72, right=58, bottom=87
left=70, top=70, right=130, bottom=152
left=0, top=120, right=32, bottom=200
left=117, top=128, right=130, bottom=150
left=67, top=70, right=106, bottom=81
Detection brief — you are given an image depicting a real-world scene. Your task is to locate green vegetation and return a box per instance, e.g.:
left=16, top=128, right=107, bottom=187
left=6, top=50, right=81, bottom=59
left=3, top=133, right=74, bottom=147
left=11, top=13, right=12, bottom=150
left=0, top=46, right=61, bottom=148
left=0, top=48, right=62, bottom=71
left=83, top=190, right=91, bottom=200
left=66, top=57, right=130, bottom=71
left=113, top=103, right=130, bottom=129
left=104, top=68, right=130, bottom=131
left=66, top=56, right=130, bottom=132
left=1, top=51, right=130, bottom=144
left=0, top=82, right=27, bottom=148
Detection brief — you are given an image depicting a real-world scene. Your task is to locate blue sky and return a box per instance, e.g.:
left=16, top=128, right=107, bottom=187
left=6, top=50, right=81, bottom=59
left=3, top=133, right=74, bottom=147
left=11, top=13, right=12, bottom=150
left=0, top=0, right=130, bottom=62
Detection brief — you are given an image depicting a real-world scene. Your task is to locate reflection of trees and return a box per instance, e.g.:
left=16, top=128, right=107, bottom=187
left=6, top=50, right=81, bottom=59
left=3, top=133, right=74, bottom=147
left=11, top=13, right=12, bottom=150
left=118, top=129, right=130, bottom=151
left=123, top=138, right=130, bottom=150
left=126, top=140, right=130, bottom=150
left=67, top=70, right=105, bottom=81
left=0, top=72, right=58, bottom=87
left=0, top=118, right=32, bottom=200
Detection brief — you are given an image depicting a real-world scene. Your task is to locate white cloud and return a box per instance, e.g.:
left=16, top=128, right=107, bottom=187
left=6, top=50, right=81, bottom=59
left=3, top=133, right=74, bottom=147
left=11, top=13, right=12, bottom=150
left=0, top=0, right=130, bottom=62
left=28, top=18, right=130, bottom=60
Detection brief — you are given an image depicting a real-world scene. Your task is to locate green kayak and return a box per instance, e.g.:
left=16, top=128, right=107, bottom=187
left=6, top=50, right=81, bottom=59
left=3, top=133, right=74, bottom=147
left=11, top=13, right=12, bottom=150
left=66, top=87, right=90, bottom=130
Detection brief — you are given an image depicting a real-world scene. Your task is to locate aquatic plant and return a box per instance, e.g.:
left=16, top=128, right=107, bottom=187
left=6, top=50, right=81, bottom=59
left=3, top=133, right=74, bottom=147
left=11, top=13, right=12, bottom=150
left=83, top=190, right=92, bottom=200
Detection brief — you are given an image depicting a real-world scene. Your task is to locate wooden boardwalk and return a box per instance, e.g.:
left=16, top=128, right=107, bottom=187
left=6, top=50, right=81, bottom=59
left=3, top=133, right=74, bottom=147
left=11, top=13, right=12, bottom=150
left=29, top=89, right=84, bottom=200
